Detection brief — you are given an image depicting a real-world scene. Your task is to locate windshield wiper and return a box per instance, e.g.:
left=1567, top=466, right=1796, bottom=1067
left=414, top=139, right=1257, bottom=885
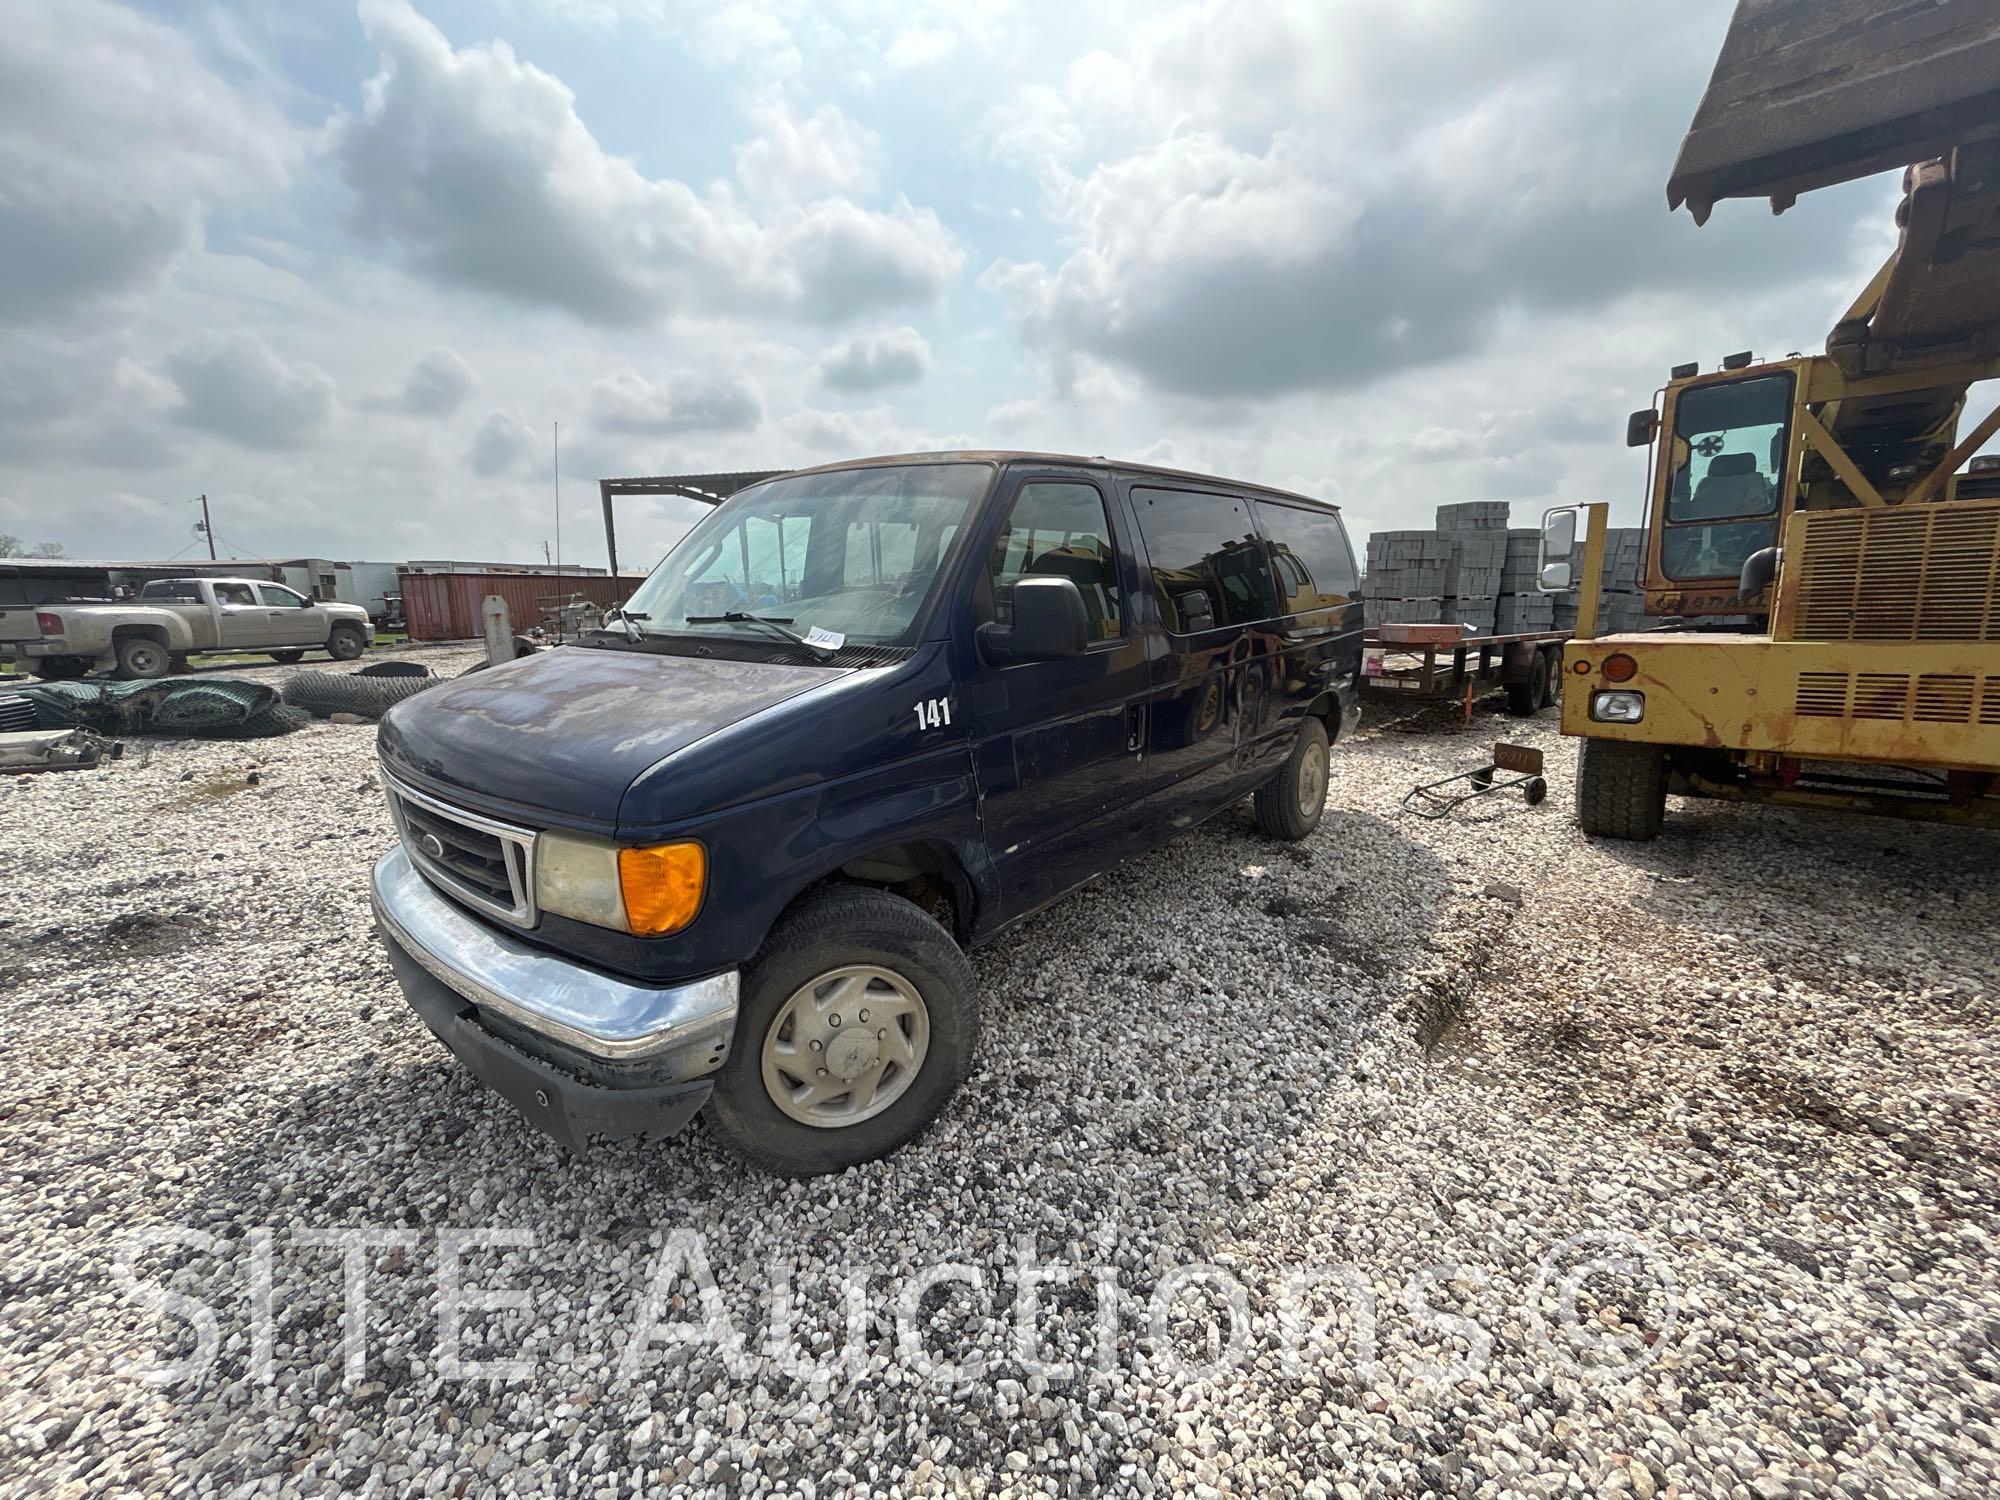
left=683, top=611, right=838, bottom=660
left=608, top=607, right=649, bottom=643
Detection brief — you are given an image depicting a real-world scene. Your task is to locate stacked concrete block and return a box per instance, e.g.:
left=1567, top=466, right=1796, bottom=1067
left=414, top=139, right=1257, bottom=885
left=1496, top=592, right=1556, bottom=633
left=1435, top=501, right=1512, bottom=532
left=1364, top=530, right=1453, bottom=618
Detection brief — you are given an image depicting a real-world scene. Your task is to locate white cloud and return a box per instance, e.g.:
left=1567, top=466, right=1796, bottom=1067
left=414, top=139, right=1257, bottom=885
left=885, top=26, right=957, bottom=70
left=589, top=370, right=764, bottom=435
left=336, top=0, right=960, bottom=327
left=818, top=326, right=931, bottom=392
left=165, top=334, right=335, bottom=450
left=469, top=410, right=538, bottom=476
left=0, top=0, right=298, bottom=324
left=735, top=99, right=877, bottom=204
left=368, top=347, right=478, bottom=417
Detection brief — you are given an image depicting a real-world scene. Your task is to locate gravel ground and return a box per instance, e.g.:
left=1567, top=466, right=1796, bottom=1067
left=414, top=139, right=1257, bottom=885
left=2, top=651, right=1995, bottom=1498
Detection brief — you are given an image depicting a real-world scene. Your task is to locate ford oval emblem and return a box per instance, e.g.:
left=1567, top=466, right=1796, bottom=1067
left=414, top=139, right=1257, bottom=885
left=418, top=833, right=446, bottom=860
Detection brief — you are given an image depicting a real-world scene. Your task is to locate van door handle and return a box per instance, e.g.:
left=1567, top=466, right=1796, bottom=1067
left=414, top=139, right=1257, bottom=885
left=1125, top=704, right=1144, bottom=752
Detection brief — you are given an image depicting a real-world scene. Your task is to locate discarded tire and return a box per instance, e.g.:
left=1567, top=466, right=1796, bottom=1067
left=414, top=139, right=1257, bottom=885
left=281, top=669, right=436, bottom=721
left=355, top=661, right=433, bottom=679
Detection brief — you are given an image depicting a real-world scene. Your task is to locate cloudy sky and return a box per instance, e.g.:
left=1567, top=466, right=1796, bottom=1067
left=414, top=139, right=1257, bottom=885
left=4, top=0, right=1906, bottom=571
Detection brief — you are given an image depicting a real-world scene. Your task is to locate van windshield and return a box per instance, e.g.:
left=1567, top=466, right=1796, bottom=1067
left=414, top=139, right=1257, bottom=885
left=621, top=462, right=991, bottom=648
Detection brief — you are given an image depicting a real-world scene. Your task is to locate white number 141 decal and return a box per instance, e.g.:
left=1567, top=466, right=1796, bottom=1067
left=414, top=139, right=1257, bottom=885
left=912, top=697, right=953, bottom=731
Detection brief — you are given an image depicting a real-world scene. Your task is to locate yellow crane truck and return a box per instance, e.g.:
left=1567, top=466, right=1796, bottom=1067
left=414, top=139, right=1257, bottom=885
left=1542, top=0, right=2000, bottom=839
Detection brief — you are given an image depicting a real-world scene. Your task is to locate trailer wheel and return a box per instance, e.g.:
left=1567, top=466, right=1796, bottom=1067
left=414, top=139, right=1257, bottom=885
left=1576, top=738, right=1666, bottom=840
left=1539, top=646, right=1561, bottom=708
left=1504, top=649, right=1550, bottom=717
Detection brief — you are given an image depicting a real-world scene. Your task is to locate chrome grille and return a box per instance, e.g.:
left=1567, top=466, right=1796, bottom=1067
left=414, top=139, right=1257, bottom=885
left=383, top=771, right=536, bottom=927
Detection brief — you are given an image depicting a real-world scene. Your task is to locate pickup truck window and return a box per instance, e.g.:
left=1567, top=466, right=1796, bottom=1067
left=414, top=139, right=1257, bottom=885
left=260, top=584, right=311, bottom=607
left=140, top=580, right=202, bottom=601
left=622, top=462, right=991, bottom=648
left=214, top=583, right=257, bottom=606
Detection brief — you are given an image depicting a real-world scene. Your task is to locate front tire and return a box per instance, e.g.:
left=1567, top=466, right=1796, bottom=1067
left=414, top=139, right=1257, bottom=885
left=1253, top=716, right=1330, bottom=840
left=326, top=626, right=365, bottom=661
left=706, top=887, right=977, bottom=1177
left=1576, top=738, right=1667, bottom=840
left=113, top=637, right=170, bottom=680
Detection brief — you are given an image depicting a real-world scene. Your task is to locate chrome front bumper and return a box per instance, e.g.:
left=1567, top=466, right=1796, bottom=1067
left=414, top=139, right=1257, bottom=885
left=370, top=847, right=737, bottom=1078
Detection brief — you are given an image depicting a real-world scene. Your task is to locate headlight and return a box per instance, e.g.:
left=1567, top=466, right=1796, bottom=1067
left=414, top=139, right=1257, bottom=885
left=1590, top=690, right=1645, bottom=723
left=536, top=831, right=706, bottom=936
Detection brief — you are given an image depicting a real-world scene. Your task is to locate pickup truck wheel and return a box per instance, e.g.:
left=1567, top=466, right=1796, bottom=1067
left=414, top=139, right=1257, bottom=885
left=1253, top=717, right=1329, bottom=841
left=1576, top=738, right=1667, bottom=840
left=707, top=887, right=977, bottom=1177
left=113, top=637, right=170, bottom=680
left=29, top=657, right=89, bottom=681
left=269, top=650, right=305, bottom=664
left=326, top=626, right=365, bottom=661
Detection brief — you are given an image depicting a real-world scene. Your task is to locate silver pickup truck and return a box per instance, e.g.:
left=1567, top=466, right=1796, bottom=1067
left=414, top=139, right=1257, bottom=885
left=0, top=576, right=375, bottom=680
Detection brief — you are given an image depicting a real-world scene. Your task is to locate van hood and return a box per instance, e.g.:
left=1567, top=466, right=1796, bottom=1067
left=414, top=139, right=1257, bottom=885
left=377, top=644, right=850, bottom=829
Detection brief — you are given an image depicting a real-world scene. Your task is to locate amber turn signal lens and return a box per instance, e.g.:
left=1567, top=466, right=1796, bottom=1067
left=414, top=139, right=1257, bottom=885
left=617, top=842, right=706, bottom=936
left=1571, top=659, right=1592, bottom=675
left=1602, top=653, right=1639, bottom=683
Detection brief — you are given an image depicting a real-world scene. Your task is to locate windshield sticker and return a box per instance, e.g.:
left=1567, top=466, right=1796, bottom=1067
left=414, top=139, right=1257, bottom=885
left=805, top=625, right=846, bottom=652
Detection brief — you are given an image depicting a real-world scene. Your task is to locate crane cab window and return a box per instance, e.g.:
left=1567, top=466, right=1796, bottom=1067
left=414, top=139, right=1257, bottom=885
left=1661, top=371, right=1792, bottom=580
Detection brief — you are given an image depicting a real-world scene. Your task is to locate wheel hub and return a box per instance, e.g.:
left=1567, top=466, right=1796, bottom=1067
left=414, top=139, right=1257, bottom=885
left=760, top=963, right=931, bottom=1129
left=825, top=1029, right=881, bottom=1080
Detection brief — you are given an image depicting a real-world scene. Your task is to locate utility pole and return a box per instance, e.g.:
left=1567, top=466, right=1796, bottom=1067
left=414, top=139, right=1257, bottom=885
left=552, top=422, right=562, bottom=580
left=199, top=494, right=216, bottom=560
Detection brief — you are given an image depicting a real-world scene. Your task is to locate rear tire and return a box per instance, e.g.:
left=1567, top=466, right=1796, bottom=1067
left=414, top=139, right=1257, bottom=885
left=29, top=657, right=89, bottom=681
left=1504, top=649, right=1550, bottom=717
left=326, top=626, right=365, bottom=661
left=270, top=650, right=305, bottom=664
left=113, top=637, right=170, bottom=680
left=706, top=887, right=977, bottom=1177
left=1253, top=717, right=1330, bottom=840
left=1576, top=738, right=1667, bottom=840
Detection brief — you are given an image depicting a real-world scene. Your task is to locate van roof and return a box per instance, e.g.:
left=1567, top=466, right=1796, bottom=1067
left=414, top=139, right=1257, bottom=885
left=776, top=451, right=1335, bottom=510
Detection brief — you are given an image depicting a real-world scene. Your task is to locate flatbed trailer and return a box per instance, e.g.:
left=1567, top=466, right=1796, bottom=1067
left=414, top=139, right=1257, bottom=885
left=1361, top=623, right=1568, bottom=719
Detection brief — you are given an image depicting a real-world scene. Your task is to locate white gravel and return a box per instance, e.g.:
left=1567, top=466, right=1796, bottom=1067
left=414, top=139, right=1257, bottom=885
left=2, top=654, right=1995, bottom=1498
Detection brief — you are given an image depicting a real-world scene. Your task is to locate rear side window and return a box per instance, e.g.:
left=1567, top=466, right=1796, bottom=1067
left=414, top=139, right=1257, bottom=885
left=1131, top=487, right=1276, bottom=632
left=1253, top=500, right=1359, bottom=613
left=214, top=583, right=256, bottom=606
left=986, top=480, right=1123, bottom=642
left=140, top=580, right=201, bottom=601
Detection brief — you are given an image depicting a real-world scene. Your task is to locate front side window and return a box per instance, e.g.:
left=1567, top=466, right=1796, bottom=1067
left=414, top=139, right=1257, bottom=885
left=985, top=480, right=1124, bottom=643
left=1661, top=371, right=1792, bottom=580
left=1252, top=500, right=1358, bottom=613
left=1132, top=487, right=1277, bottom=633
left=620, top=463, right=991, bottom=648
left=260, top=584, right=309, bottom=607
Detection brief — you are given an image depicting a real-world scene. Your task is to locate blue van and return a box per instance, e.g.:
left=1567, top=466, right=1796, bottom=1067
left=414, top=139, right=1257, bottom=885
left=372, top=453, right=1363, bottom=1175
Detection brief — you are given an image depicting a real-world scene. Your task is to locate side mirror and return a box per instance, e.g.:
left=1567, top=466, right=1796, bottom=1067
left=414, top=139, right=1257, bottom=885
left=1173, top=589, right=1216, bottom=634
left=1626, top=409, right=1659, bottom=448
left=979, top=575, right=1088, bottom=664
left=1538, top=506, right=1580, bottom=595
